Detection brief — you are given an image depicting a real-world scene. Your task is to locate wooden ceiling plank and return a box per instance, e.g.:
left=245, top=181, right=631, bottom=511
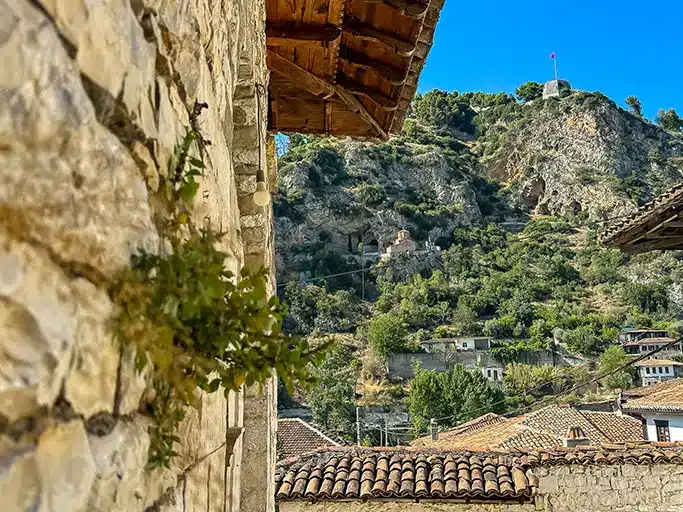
left=361, top=0, right=429, bottom=18
left=339, top=45, right=408, bottom=85
left=267, top=50, right=336, bottom=98
left=336, top=75, right=399, bottom=110
left=266, top=22, right=342, bottom=49
left=267, top=49, right=387, bottom=139
left=333, top=86, right=389, bottom=140
left=345, top=17, right=416, bottom=56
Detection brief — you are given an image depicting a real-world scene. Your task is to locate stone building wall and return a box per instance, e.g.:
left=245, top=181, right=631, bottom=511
left=279, top=463, right=683, bottom=512
left=1, top=0, right=276, bottom=511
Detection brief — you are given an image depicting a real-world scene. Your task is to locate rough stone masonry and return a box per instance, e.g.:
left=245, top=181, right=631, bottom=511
left=0, top=0, right=277, bottom=510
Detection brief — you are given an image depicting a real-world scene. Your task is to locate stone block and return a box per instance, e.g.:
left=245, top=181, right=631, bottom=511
left=241, top=213, right=267, bottom=229
left=176, top=387, right=228, bottom=469
left=64, top=279, right=118, bottom=418
left=537, top=473, right=559, bottom=494
left=36, top=420, right=96, bottom=512
left=115, top=344, right=148, bottom=416
left=183, top=445, right=227, bottom=512
left=0, top=440, right=40, bottom=510
left=0, top=234, right=76, bottom=421
left=0, top=0, right=158, bottom=278
left=87, top=417, right=158, bottom=512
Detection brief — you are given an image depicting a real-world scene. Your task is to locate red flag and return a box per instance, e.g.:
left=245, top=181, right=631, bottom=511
left=550, top=52, right=556, bottom=59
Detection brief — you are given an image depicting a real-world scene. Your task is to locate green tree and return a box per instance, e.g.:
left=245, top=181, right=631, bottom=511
left=625, top=96, right=643, bottom=117
left=656, top=108, right=683, bottom=131
left=598, top=345, right=632, bottom=390
left=368, top=312, right=409, bottom=357
left=515, top=81, right=544, bottom=102
left=307, top=344, right=358, bottom=440
left=406, top=365, right=506, bottom=434
left=451, top=302, right=481, bottom=335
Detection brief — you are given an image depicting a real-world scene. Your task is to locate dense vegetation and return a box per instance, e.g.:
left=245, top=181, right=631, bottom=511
left=276, top=85, right=683, bottom=442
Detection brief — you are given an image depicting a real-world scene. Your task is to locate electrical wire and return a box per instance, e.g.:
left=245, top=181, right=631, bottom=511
left=427, top=334, right=683, bottom=430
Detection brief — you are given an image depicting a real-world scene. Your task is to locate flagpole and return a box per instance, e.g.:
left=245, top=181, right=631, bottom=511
left=553, top=54, right=558, bottom=82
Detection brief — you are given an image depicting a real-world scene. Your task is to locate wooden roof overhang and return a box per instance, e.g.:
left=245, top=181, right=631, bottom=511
left=266, top=0, right=445, bottom=140
left=600, top=183, right=683, bottom=253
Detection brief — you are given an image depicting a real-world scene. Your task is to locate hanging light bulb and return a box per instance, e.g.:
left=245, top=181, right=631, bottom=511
left=252, top=83, right=271, bottom=207
left=253, top=180, right=270, bottom=206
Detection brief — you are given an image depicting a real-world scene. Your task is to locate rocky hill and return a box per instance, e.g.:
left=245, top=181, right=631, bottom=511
left=477, top=92, right=683, bottom=219
left=275, top=89, right=683, bottom=286
left=275, top=87, right=683, bottom=433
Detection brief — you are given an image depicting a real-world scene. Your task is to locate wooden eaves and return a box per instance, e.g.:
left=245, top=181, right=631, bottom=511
left=266, top=0, right=445, bottom=140
left=600, top=183, right=683, bottom=253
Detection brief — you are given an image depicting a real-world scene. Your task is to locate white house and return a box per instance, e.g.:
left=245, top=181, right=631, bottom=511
left=482, top=366, right=504, bottom=382
left=634, top=359, right=683, bottom=386
left=420, top=337, right=493, bottom=353
left=620, top=329, right=682, bottom=358
left=621, top=378, right=683, bottom=442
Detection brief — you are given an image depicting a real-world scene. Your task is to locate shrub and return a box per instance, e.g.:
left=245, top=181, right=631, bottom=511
left=656, top=108, right=683, bottom=131
left=515, top=81, right=544, bottom=102
left=368, top=312, right=409, bottom=357
left=407, top=365, right=506, bottom=434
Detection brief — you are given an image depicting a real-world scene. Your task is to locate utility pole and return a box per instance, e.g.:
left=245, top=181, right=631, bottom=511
left=356, top=406, right=361, bottom=446
left=359, top=242, right=365, bottom=301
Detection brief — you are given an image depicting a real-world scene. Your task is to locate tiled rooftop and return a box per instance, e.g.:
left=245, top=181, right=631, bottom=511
left=278, top=418, right=341, bottom=459
left=599, top=182, right=683, bottom=245
left=634, top=359, right=683, bottom=367
left=411, top=405, right=643, bottom=451
left=622, top=378, right=683, bottom=412
left=275, top=444, right=683, bottom=502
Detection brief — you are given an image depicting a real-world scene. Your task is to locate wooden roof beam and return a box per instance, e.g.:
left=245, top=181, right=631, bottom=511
left=344, top=17, right=416, bottom=57
left=336, top=75, right=399, bottom=110
left=266, top=50, right=388, bottom=139
left=266, top=22, right=341, bottom=49
left=339, top=45, right=408, bottom=86
left=361, top=0, right=430, bottom=18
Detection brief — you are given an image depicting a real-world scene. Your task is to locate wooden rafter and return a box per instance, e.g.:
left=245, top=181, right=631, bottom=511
left=344, top=17, right=416, bottom=56
left=336, top=75, right=398, bottom=110
left=266, top=22, right=341, bottom=49
left=267, top=51, right=335, bottom=99
left=361, top=0, right=430, bottom=17
left=339, top=45, right=408, bottom=86
left=266, top=50, right=388, bottom=139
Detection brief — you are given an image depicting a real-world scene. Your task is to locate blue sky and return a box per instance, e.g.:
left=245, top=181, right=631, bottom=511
left=418, top=0, right=683, bottom=121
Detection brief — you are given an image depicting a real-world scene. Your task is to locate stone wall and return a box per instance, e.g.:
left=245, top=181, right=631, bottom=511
left=0, top=0, right=275, bottom=510
left=387, top=351, right=562, bottom=380
left=279, top=463, right=683, bottom=512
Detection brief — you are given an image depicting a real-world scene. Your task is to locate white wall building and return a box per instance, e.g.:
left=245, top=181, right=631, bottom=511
left=621, top=378, right=683, bottom=442
left=635, top=359, right=683, bottom=386
left=420, top=337, right=493, bottom=353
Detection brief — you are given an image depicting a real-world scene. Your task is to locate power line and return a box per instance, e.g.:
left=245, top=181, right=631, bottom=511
left=428, top=333, right=683, bottom=429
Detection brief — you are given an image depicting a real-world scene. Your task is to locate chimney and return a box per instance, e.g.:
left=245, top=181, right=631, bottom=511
left=430, top=419, right=438, bottom=441
left=563, top=425, right=588, bottom=448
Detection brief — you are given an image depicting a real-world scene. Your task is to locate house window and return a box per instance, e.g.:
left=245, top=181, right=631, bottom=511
left=493, top=369, right=499, bottom=380
left=487, top=369, right=492, bottom=378
left=655, top=420, right=671, bottom=442
left=646, top=367, right=651, bottom=374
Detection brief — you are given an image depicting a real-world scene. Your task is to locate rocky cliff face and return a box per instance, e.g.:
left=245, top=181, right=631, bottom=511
left=275, top=91, right=683, bottom=285
left=480, top=93, right=683, bottom=220
left=274, top=136, right=495, bottom=282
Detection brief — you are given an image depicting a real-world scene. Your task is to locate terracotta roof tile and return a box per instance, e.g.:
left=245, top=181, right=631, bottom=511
left=599, top=182, right=683, bottom=247
left=411, top=405, right=644, bottom=452
left=275, top=444, right=683, bottom=502
left=278, top=418, right=341, bottom=459
left=622, top=378, right=683, bottom=412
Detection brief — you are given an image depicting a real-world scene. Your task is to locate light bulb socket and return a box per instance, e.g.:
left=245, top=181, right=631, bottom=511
left=253, top=180, right=270, bottom=207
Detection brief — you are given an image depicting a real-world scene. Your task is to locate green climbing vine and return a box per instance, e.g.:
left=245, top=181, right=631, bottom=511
left=111, top=113, right=325, bottom=469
